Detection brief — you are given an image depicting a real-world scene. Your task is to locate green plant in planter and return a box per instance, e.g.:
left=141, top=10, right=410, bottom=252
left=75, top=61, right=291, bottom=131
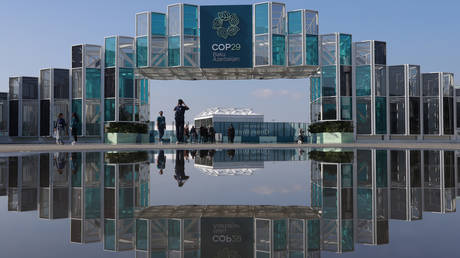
left=308, top=121, right=353, bottom=134
left=309, top=150, right=354, bottom=163
left=105, top=122, right=148, bottom=134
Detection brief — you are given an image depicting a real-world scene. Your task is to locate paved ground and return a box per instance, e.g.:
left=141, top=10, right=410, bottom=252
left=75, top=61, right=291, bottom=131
left=0, top=142, right=459, bottom=154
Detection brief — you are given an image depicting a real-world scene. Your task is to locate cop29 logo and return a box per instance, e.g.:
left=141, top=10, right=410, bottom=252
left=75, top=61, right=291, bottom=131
left=212, top=11, right=240, bottom=39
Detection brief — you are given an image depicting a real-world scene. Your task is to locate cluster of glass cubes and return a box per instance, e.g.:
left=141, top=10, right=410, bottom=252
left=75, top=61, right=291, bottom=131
left=72, top=45, right=103, bottom=136
left=8, top=77, right=39, bottom=137
left=39, top=68, right=70, bottom=136
left=311, top=33, right=352, bottom=122
left=136, top=12, right=168, bottom=68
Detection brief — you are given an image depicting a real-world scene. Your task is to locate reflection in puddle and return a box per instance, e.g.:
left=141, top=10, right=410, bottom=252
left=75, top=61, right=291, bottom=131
left=0, top=148, right=458, bottom=257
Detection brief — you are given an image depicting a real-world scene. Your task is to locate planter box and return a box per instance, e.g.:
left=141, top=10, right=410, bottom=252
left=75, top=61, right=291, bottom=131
left=105, top=133, right=149, bottom=144
left=313, top=133, right=354, bottom=144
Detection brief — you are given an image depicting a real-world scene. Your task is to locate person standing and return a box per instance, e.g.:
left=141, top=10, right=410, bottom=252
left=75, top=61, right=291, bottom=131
left=208, top=125, right=216, bottom=143
left=54, top=113, right=67, bottom=145
left=173, top=99, right=189, bottom=143
left=190, top=126, right=197, bottom=143
left=157, top=111, right=166, bottom=143
left=227, top=124, right=235, bottom=143
left=199, top=125, right=206, bottom=143
left=70, top=112, right=80, bottom=145
left=184, top=124, right=190, bottom=143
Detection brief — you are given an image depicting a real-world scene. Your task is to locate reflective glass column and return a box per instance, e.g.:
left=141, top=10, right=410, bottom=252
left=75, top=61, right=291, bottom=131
left=135, top=12, right=167, bottom=68
left=287, top=10, right=319, bottom=67
left=9, top=76, right=39, bottom=137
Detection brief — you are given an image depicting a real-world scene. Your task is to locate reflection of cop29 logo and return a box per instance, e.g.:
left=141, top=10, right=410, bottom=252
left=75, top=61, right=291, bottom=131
left=212, top=11, right=240, bottom=39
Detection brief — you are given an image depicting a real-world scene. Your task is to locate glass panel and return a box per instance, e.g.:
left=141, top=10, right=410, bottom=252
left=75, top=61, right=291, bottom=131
left=376, top=150, right=388, bottom=187
left=168, top=5, right=181, bottom=36
left=410, top=150, right=422, bottom=187
left=322, top=97, right=336, bottom=120
left=104, top=68, right=115, bottom=98
left=389, top=66, right=405, bottom=96
left=9, top=77, right=20, bottom=100
left=22, top=77, right=39, bottom=99
left=375, top=97, right=387, bottom=134
left=357, top=150, right=372, bottom=187
left=119, top=68, right=134, bottom=98
left=151, top=37, right=167, bottom=67
left=390, top=150, right=406, bottom=187
left=104, top=99, right=115, bottom=122
left=341, top=97, right=352, bottom=120
left=118, top=37, right=135, bottom=68
left=322, top=66, right=336, bottom=96
left=40, top=69, right=51, bottom=99
left=354, top=41, right=371, bottom=66
left=375, top=65, right=386, bottom=96
left=72, top=45, right=82, bottom=68
left=136, top=219, right=148, bottom=250
left=323, top=188, right=338, bottom=219
left=305, top=11, right=318, bottom=35
left=9, top=101, right=18, bottom=136
left=85, top=68, right=101, bottom=99
left=320, top=35, right=336, bottom=66
left=136, top=36, right=148, bottom=67
left=105, top=37, right=116, bottom=68
left=389, top=97, right=405, bottom=134
left=306, top=35, right=319, bottom=65
left=22, top=100, right=38, bottom=136
left=72, top=69, right=83, bottom=98
left=168, top=220, right=181, bottom=250
left=356, top=66, right=371, bottom=96
left=184, top=36, right=199, bottom=67
left=54, top=69, right=69, bottom=99
left=71, top=99, right=82, bottom=135
left=288, top=35, right=302, bottom=66
left=310, top=77, right=321, bottom=101
left=358, top=188, right=372, bottom=219
left=340, top=66, right=352, bottom=96
left=85, top=188, right=100, bottom=219
left=409, top=97, right=420, bottom=134
left=119, top=99, right=135, bottom=121
left=288, top=11, right=302, bottom=34
left=152, top=13, right=166, bottom=36
left=256, top=219, right=270, bottom=251
left=119, top=188, right=134, bottom=219
left=323, top=164, right=337, bottom=187
left=271, top=4, right=286, bottom=35
left=424, top=150, right=440, bottom=187
left=443, top=97, right=454, bottom=135
left=84, top=45, right=102, bottom=69
left=104, top=219, right=116, bottom=250
left=255, top=35, right=269, bottom=66
left=443, top=73, right=454, bottom=97
left=274, top=219, right=287, bottom=251
left=423, top=97, right=439, bottom=134
left=272, top=35, right=285, bottom=66
left=136, top=13, right=148, bottom=37
left=342, top=164, right=353, bottom=187
left=341, top=220, right=354, bottom=252
left=409, top=65, right=420, bottom=96
left=307, top=220, right=320, bottom=251
left=422, top=73, right=439, bottom=96
left=339, top=34, right=352, bottom=66
left=357, top=97, right=371, bottom=134
left=168, top=36, right=180, bottom=67
left=255, top=4, right=269, bottom=34
left=184, top=5, right=198, bottom=36
left=374, top=41, right=386, bottom=65
left=85, top=100, right=101, bottom=136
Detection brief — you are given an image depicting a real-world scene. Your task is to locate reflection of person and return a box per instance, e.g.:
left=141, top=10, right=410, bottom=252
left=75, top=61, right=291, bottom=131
left=174, top=99, right=189, bottom=143
left=227, top=149, right=235, bottom=160
left=70, top=152, right=79, bottom=175
left=157, top=150, right=166, bottom=175
left=157, top=111, right=166, bottom=143
left=53, top=152, right=67, bottom=174
left=174, top=150, right=189, bottom=187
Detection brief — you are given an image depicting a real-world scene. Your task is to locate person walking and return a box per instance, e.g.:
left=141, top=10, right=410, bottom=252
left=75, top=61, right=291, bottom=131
left=190, top=126, right=197, bottom=143
left=157, top=111, right=166, bottom=143
left=54, top=113, right=67, bottom=145
left=174, top=99, right=189, bottom=143
left=70, top=112, right=80, bottom=145
left=184, top=124, right=190, bottom=143
left=227, top=124, right=235, bottom=143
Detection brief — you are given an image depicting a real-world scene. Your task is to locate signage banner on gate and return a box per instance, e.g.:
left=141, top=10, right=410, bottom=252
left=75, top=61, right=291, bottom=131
left=200, top=5, right=253, bottom=68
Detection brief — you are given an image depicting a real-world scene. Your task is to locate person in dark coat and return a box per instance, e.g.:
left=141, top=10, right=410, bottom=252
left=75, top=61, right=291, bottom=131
left=173, top=99, right=189, bottom=143
left=208, top=125, right=216, bottom=143
left=190, top=126, right=197, bottom=143
left=157, top=150, right=166, bottom=175
left=199, top=125, right=207, bottom=143
left=157, top=111, right=166, bottom=143
left=227, top=124, right=235, bottom=143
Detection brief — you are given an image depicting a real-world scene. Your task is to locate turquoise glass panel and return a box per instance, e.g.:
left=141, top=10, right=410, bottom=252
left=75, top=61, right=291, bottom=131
left=104, top=219, right=115, bottom=250
left=272, top=35, right=286, bottom=66
left=85, top=68, right=101, bottom=99
left=357, top=188, right=372, bottom=219
left=339, top=34, right=352, bottom=66
left=341, top=164, right=353, bottom=187
left=257, top=252, right=270, bottom=258
left=184, top=5, right=198, bottom=36
left=151, top=252, right=167, bottom=258
left=136, top=37, right=148, bottom=67
left=119, top=188, right=134, bottom=219
left=288, top=11, right=302, bottom=34
left=306, top=35, right=319, bottom=65
left=307, top=220, right=320, bottom=251
left=105, top=37, right=116, bottom=68
left=119, top=68, right=134, bottom=98
left=168, top=36, right=180, bottom=66
left=341, top=220, right=354, bottom=251
left=71, top=152, right=82, bottom=187
left=104, top=99, right=115, bottom=121
left=168, top=220, right=181, bottom=250
left=311, top=77, right=321, bottom=101
left=356, top=65, right=371, bottom=96
left=136, top=219, right=148, bottom=251
left=322, top=66, right=336, bottom=96
left=274, top=220, right=287, bottom=251
left=289, top=251, right=303, bottom=258
left=104, top=165, right=115, bottom=187
left=311, top=184, right=322, bottom=208
left=71, top=99, right=82, bottom=135
left=85, top=188, right=100, bottom=218
left=151, top=13, right=166, bottom=36
left=376, top=150, right=388, bottom=187
left=323, top=188, right=337, bottom=219
left=255, top=4, right=269, bottom=34
left=375, top=97, right=387, bottom=134
left=144, top=80, right=149, bottom=104
left=341, top=97, right=352, bottom=120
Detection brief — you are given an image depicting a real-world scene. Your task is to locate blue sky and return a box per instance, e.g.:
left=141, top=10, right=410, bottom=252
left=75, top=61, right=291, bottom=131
left=1, top=0, right=459, bottom=123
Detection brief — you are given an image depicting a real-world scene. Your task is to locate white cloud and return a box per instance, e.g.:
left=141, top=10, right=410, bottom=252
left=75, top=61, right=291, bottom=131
left=251, top=88, right=274, bottom=99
